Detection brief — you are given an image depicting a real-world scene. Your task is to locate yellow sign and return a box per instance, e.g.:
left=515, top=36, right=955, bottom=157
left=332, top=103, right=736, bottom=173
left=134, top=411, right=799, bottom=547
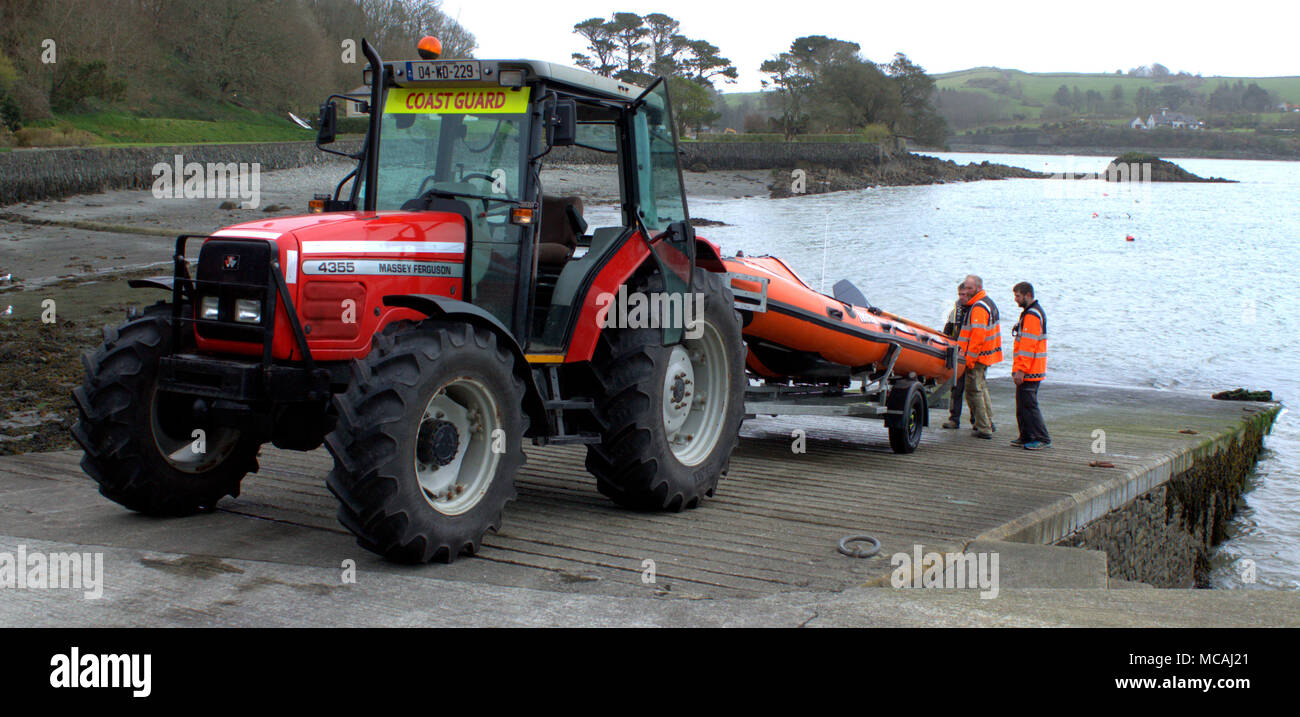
left=386, top=86, right=529, bottom=114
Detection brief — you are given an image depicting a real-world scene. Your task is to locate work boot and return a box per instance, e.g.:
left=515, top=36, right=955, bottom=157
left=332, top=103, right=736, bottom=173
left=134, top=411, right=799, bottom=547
left=974, top=432, right=993, bottom=439
left=942, top=420, right=959, bottom=429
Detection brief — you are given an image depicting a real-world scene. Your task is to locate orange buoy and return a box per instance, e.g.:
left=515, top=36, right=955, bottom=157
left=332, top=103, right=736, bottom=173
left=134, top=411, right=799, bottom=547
left=1125, top=235, right=1135, bottom=242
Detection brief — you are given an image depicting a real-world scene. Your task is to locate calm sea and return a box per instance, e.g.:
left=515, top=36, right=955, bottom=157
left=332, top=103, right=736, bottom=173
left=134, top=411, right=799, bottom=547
left=596, top=150, right=1299, bottom=590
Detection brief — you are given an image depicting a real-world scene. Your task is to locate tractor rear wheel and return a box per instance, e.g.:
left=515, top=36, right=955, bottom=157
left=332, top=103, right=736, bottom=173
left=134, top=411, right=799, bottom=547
left=71, top=303, right=261, bottom=515
left=325, top=320, right=527, bottom=563
left=585, top=268, right=746, bottom=511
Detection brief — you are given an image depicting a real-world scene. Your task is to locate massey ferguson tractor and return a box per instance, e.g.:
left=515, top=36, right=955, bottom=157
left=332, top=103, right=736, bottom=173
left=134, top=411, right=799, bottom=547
left=72, top=38, right=747, bottom=563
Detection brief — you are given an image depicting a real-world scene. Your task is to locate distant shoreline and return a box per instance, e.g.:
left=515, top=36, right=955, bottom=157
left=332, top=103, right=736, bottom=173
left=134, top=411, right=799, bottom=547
left=935, top=142, right=1299, bottom=162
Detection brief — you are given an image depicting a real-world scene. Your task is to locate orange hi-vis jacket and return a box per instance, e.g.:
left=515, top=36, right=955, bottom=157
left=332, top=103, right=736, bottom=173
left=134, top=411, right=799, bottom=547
left=1013, top=300, right=1047, bottom=381
left=959, top=290, right=1002, bottom=368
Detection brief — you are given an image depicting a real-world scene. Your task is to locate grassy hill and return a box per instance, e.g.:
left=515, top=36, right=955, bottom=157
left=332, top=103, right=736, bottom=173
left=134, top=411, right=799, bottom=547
left=934, top=67, right=1300, bottom=108
left=718, top=68, right=1300, bottom=143
left=931, top=67, right=1300, bottom=131
left=16, top=103, right=315, bottom=147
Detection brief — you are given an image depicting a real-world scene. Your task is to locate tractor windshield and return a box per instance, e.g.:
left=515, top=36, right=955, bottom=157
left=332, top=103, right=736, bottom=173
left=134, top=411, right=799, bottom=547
left=374, top=86, right=531, bottom=210
left=373, top=86, right=534, bottom=335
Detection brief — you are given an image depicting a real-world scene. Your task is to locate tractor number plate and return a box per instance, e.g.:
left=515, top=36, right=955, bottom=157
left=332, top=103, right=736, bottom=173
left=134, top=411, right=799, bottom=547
left=406, top=61, right=481, bottom=82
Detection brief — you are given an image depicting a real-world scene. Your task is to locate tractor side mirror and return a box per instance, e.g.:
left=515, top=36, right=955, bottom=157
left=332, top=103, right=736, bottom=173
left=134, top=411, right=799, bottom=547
left=549, top=99, right=577, bottom=147
left=317, top=101, right=338, bottom=146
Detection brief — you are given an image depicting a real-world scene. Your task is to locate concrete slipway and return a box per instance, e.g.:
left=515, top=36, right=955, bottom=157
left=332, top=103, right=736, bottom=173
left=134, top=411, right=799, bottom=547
left=1, top=379, right=1295, bottom=627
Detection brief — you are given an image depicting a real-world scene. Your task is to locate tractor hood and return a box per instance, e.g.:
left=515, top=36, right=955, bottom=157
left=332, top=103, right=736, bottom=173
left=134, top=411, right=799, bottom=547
left=209, top=211, right=469, bottom=259
left=195, top=210, right=470, bottom=362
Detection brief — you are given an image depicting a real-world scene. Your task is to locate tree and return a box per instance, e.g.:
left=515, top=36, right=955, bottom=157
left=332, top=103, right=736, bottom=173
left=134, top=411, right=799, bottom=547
left=570, top=12, right=735, bottom=90
left=1242, top=83, right=1272, bottom=112
left=885, top=52, right=946, bottom=144
left=643, top=12, right=680, bottom=76
left=1053, top=84, right=1071, bottom=107
left=760, top=55, right=809, bottom=139
left=667, top=75, right=718, bottom=136
left=569, top=12, right=736, bottom=137
left=572, top=17, right=617, bottom=76
left=1085, top=89, right=1102, bottom=114
left=761, top=36, right=942, bottom=141
left=607, top=12, right=649, bottom=84
left=819, top=58, right=896, bottom=131
left=678, top=38, right=738, bottom=85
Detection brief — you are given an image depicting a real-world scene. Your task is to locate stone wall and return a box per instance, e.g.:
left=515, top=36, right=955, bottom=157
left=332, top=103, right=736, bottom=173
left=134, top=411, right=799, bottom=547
left=1057, top=411, right=1276, bottom=588
left=0, top=140, right=363, bottom=206
left=0, top=139, right=905, bottom=206
left=548, top=139, right=901, bottom=170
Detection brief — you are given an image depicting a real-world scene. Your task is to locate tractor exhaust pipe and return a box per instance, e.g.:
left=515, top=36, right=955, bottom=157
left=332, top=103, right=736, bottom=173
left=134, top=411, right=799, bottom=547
left=362, top=38, right=385, bottom=212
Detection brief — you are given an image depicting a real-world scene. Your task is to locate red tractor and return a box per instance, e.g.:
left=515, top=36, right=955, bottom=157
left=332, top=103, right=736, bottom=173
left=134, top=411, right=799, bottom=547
left=72, top=39, right=747, bottom=563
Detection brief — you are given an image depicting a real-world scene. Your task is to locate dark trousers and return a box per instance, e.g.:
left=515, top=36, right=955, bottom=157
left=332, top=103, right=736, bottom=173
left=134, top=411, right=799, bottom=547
left=1016, top=380, right=1050, bottom=443
left=949, top=373, right=965, bottom=423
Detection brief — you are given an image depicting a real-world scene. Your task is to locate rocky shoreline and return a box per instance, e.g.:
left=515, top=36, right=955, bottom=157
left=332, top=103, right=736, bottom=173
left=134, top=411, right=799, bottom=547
left=1105, top=152, right=1234, bottom=182
left=766, top=152, right=1048, bottom=198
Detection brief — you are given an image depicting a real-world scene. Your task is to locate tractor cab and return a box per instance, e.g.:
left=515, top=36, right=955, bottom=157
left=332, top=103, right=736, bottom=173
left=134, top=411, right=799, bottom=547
left=316, top=38, right=698, bottom=354
left=74, top=36, right=745, bottom=566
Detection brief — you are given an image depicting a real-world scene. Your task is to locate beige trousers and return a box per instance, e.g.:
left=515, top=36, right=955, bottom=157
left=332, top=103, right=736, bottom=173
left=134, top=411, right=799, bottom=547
left=964, top=363, right=994, bottom=434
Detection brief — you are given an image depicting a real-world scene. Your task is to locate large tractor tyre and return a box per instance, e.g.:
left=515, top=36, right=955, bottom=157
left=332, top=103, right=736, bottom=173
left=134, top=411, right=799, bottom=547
left=886, top=379, right=927, bottom=455
left=586, top=267, right=746, bottom=511
left=324, top=320, right=527, bottom=564
left=71, top=303, right=261, bottom=515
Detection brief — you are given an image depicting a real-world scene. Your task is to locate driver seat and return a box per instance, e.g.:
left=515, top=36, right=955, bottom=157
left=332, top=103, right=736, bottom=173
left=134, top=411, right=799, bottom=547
left=537, top=195, right=585, bottom=271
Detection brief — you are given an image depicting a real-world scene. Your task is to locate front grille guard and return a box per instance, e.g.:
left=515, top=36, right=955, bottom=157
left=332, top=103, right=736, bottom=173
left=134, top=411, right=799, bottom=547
left=170, top=235, right=316, bottom=373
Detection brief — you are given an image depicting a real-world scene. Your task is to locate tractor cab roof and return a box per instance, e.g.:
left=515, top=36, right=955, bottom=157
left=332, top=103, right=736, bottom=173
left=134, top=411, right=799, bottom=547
left=379, top=58, right=647, bottom=105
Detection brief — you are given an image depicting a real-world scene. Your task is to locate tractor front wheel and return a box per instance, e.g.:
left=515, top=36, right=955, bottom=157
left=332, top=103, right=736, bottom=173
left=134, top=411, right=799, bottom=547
left=72, top=303, right=261, bottom=515
left=325, top=320, right=527, bottom=563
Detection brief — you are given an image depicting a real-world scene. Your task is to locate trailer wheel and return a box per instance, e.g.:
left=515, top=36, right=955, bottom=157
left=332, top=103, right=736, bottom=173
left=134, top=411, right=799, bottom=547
left=887, top=379, right=927, bottom=454
left=585, top=268, right=746, bottom=510
left=325, top=320, right=526, bottom=563
left=71, top=303, right=261, bottom=515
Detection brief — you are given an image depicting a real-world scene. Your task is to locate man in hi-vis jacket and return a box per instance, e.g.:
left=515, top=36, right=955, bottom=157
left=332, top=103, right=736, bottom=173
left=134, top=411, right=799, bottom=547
left=957, top=275, right=1002, bottom=439
left=1011, top=281, right=1051, bottom=450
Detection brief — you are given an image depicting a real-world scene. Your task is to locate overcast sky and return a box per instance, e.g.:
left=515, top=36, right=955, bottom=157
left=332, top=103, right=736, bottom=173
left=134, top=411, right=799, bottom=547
left=439, top=0, right=1298, bottom=92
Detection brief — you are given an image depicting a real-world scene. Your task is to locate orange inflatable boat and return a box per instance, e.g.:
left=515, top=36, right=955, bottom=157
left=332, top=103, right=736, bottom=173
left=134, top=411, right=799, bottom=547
left=723, top=255, right=963, bottom=385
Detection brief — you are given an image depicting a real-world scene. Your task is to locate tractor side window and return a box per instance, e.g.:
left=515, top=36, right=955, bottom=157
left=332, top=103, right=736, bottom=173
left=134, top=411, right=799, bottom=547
left=632, top=84, right=688, bottom=233
left=575, top=122, right=617, bottom=153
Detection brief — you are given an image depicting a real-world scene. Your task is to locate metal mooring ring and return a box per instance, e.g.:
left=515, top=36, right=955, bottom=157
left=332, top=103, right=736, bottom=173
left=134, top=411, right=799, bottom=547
left=837, top=534, right=881, bottom=558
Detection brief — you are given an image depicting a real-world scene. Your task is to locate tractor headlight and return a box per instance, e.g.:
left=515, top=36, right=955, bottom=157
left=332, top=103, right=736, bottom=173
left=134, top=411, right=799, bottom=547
left=234, top=299, right=262, bottom=324
left=200, top=296, right=221, bottom=321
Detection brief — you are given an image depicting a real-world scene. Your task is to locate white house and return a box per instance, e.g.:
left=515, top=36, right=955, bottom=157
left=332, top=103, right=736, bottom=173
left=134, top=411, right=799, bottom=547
left=1130, top=116, right=1146, bottom=129
left=1146, top=108, right=1202, bottom=130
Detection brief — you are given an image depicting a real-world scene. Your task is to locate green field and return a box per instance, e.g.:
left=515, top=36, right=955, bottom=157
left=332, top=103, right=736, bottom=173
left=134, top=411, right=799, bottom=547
left=934, top=67, right=1300, bottom=107
left=20, top=103, right=315, bottom=147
